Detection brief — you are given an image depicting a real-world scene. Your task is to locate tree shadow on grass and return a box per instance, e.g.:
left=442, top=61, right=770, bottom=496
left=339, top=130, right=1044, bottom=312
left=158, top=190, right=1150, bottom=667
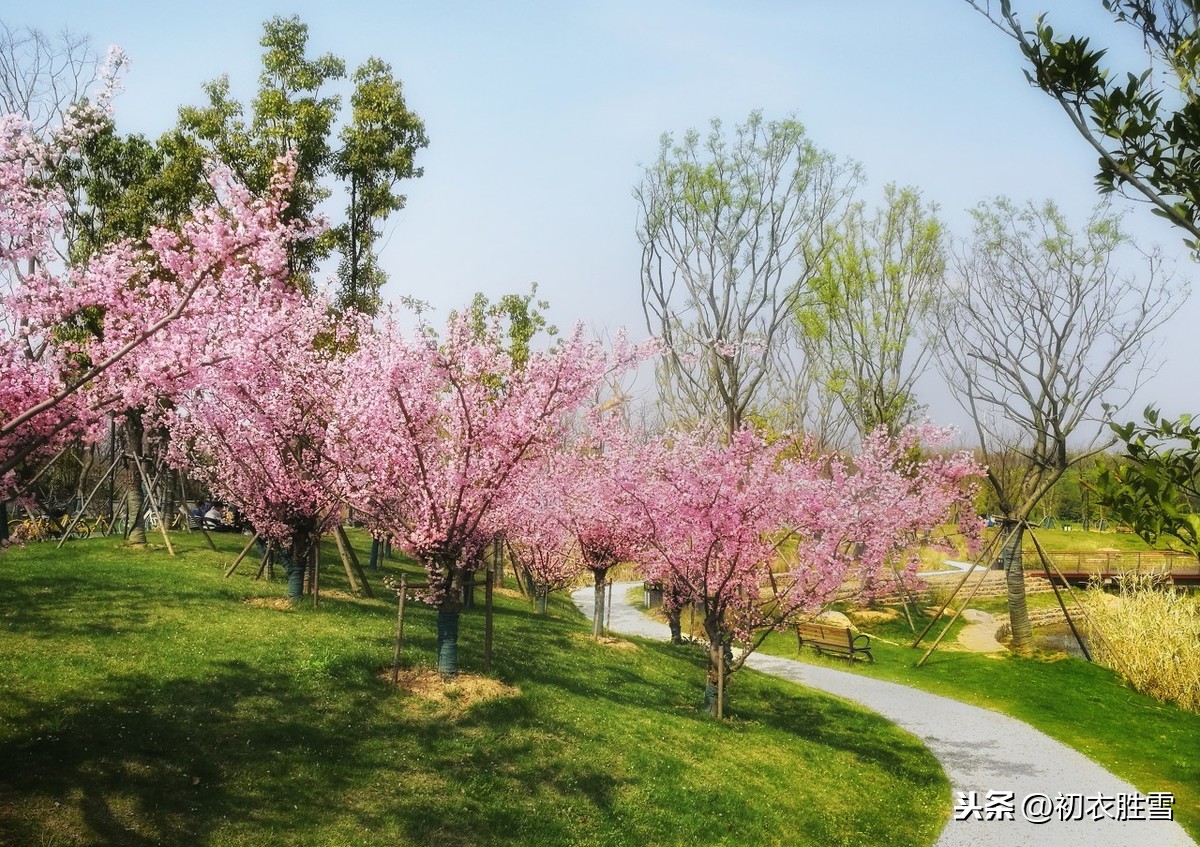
left=0, top=660, right=354, bottom=846
left=488, top=611, right=946, bottom=792
left=737, top=675, right=947, bottom=788
left=0, top=640, right=637, bottom=847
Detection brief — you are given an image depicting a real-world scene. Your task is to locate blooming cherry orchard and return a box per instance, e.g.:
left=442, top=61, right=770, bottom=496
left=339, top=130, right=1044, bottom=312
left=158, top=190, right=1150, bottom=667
left=779, top=425, right=985, bottom=606
left=628, top=425, right=982, bottom=716
left=499, top=479, right=583, bottom=615
left=1, top=102, right=104, bottom=496
left=333, top=312, right=636, bottom=676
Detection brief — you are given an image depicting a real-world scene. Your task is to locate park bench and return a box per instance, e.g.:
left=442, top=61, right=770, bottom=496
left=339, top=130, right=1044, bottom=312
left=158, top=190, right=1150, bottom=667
left=796, top=621, right=873, bottom=663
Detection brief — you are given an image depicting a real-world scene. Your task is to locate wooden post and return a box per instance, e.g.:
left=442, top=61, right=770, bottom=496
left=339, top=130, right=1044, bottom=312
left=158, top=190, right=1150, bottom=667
left=311, top=538, right=320, bottom=608
left=392, top=575, right=408, bottom=685
left=131, top=451, right=174, bottom=556
left=484, top=569, right=494, bottom=673
left=225, top=533, right=260, bottom=578
left=917, top=563, right=995, bottom=668
left=911, top=524, right=1011, bottom=648
left=56, top=453, right=122, bottom=548
left=716, top=645, right=725, bottom=720
left=889, top=558, right=918, bottom=632
left=1028, top=531, right=1093, bottom=662
left=255, top=540, right=273, bottom=580
left=333, top=525, right=361, bottom=594
left=184, top=506, right=218, bottom=550
left=335, top=525, right=374, bottom=597
left=492, top=536, right=504, bottom=585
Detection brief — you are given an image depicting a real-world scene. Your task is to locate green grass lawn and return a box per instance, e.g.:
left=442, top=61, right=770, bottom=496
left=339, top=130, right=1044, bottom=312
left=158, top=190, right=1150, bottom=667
left=1018, top=526, right=1159, bottom=553
left=1, top=532, right=950, bottom=847
left=757, top=603, right=1200, bottom=841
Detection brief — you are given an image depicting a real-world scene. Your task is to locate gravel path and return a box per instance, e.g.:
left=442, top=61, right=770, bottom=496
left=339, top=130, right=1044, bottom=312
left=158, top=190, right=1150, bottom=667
left=572, top=582, right=1195, bottom=847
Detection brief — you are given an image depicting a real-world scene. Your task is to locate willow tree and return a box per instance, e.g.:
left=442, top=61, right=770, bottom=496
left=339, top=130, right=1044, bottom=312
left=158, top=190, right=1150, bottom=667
left=635, top=110, right=859, bottom=438
left=938, top=197, right=1177, bottom=652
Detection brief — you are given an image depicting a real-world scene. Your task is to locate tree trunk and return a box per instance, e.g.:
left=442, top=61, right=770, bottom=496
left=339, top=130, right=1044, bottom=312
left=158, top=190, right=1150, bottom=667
left=703, top=620, right=732, bottom=717
left=535, top=590, right=548, bottom=615
left=591, top=568, right=608, bottom=638
left=125, top=486, right=147, bottom=545
left=436, top=606, right=460, bottom=677
left=283, top=548, right=305, bottom=602
left=666, top=606, right=683, bottom=643
left=1001, top=521, right=1033, bottom=654
left=286, top=522, right=319, bottom=604
left=125, top=417, right=147, bottom=546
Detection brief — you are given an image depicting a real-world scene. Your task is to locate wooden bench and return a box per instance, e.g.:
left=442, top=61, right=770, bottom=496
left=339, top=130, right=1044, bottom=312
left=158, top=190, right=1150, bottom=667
left=796, top=621, right=873, bottom=663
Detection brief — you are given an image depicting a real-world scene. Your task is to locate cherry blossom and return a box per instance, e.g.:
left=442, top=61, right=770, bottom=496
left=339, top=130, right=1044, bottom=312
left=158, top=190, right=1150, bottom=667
left=625, top=424, right=982, bottom=714
left=331, top=311, right=636, bottom=674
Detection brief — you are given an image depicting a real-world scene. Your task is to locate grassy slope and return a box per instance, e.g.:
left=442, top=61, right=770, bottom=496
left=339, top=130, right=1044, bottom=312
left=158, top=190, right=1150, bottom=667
left=757, top=607, right=1200, bottom=841
left=1018, top=527, right=1159, bottom=553
left=0, top=533, right=949, bottom=847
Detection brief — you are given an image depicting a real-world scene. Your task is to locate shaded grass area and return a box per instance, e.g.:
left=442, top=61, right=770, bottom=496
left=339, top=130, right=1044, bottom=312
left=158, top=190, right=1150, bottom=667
left=1, top=533, right=948, bottom=847
left=758, top=602, right=1200, bottom=841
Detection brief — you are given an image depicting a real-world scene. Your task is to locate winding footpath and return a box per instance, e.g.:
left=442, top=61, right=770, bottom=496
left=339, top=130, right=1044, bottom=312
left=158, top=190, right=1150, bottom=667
left=572, top=582, right=1195, bottom=847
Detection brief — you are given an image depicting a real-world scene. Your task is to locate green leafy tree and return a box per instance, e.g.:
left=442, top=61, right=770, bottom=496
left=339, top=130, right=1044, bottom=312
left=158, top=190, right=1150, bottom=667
left=1096, top=408, right=1200, bottom=555
left=966, top=0, right=1200, bottom=250
left=635, top=111, right=860, bottom=439
left=797, top=184, right=945, bottom=438
left=55, top=123, right=205, bottom=264
left=462, top=285, right=557, bottom=370
left=178, top=15, right=346, bottom=286
left=332, top=58, right=427, bottom=315
left=177, top=15, right=425, bottom=301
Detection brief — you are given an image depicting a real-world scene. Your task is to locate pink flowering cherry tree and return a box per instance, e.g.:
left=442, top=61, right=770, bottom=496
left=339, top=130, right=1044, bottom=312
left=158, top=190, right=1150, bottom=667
left=525, top=420, right=651, bottom=638
left=1, top=88, right=310, bottom=505
left=165, top=295, right=352, bottom=602
left=629, top=424, right=982, bottom=716
left=499, top=476, right=583, bottom=615
left=332, top=311, right=633, bottom=676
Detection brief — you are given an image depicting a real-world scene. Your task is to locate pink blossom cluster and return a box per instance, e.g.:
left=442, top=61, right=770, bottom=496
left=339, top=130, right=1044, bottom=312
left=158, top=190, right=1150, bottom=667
left=331, top=313, right=637, bottom=606
left=1, top=91, right=310, bottom=498
left=163, top=295, right=354, bottom=546
left=617, top=424, right=982, bottom=666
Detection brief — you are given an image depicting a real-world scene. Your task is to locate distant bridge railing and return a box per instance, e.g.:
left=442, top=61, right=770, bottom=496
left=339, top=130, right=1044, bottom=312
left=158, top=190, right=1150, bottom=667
left=1026, top=550, right=1200, bottom=585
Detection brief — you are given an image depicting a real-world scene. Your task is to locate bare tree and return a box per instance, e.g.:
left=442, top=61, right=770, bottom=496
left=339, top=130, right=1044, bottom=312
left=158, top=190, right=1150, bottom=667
left=799, top=183, right=946, bottom=438
left=635, top=110, right=860, bottom=437
left=938, top=197, right=1180, bottom=652
left=0, top=22, right=98, bottom=135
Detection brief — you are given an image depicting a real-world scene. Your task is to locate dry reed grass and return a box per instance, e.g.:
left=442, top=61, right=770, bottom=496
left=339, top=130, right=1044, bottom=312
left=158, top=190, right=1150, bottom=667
left=1083, top=576, right=1200, bottom=713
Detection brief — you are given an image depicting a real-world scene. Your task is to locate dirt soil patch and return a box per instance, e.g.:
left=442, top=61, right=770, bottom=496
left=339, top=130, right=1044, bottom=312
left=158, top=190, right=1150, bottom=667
left=243, top=597, right=294, bottom=611
left=849, top=609, right=900, bottom=625
left=384, top=666, right=520, bottom=709
left=570, top=631, right=639, bottom=651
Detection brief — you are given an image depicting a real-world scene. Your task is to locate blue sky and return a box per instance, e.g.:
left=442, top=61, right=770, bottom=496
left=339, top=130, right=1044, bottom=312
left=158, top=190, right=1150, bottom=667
left=13, top=1, right=1198, bottom=429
